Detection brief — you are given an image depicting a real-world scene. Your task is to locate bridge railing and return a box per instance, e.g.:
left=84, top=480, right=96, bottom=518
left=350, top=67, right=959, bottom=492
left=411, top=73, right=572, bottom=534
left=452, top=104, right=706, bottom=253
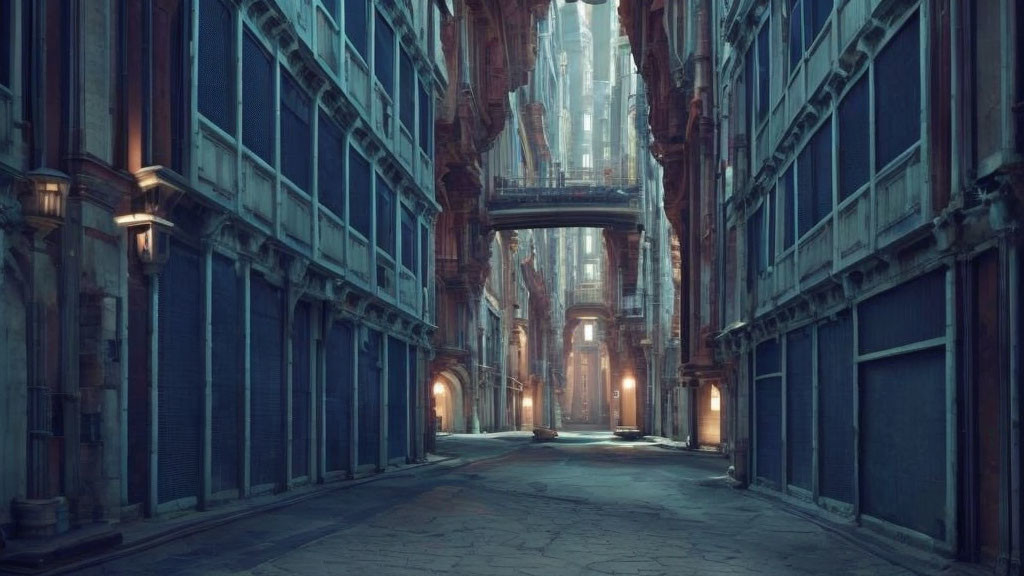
left=489, top=172, right=642, bottom=210
left=566, top=284, right=606, bottom=308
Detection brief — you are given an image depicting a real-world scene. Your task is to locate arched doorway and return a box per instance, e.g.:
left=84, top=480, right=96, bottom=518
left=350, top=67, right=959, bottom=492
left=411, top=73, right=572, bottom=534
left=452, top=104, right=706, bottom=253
left=432, top=368, right=467, bottom=433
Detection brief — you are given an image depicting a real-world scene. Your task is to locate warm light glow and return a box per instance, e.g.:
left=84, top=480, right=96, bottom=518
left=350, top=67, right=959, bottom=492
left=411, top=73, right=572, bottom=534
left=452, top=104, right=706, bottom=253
left=584, top=323, right=594, bottom=341
left=711, top=385, right=721, bottom=412
left=622, top=377, right=635, bottom=390
left=433, top=382, right=445, bottom=395
left=522, top=396, right=533, bottom=409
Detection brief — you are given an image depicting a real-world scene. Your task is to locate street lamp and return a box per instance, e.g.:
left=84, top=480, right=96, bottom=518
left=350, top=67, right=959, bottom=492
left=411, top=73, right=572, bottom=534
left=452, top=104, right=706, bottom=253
left=21, top=168, right=70, bottom=235
left=114, top=213, right=174, bottom=274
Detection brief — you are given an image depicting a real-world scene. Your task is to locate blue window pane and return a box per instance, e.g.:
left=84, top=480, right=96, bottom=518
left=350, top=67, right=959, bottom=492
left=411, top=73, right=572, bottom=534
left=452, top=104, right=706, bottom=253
left=349, top=148, right=372, bottom=237
left=789, top=0, right=803, bottom=72
left=0, top=0, right=11, bottom=88
left=281, top=72, right=311, bottom=190
left=375, top=13, right=395, bottom=97
left=875, top=12, right=920, bottom=169
left=756, top=23, right=770, bottom=125
left=401, top=206, right=415, bottom=270
left=747, top=205, right=763, bottom=285
left=418, top=81, right=433, bottom=155
left=804, top=0, right=833, bottom=47
left=400, top=49, right=415, bottom=130
left=376, top=174, right=395, bottom=256
left=345, top=0, right=368, bottom=59
left=812, top=119, right=833, bottom=227
left=782, top=165, right=796, bottom=249
left=838, top=75, right=869, bottom=201
left=243, top=32, right=273, bottom=164
left=198, top=0, right=235, bottom=134
left=318, top=111, right=346, bottom=218
left=420, top=224, right=428, bottom=287
left=324, top=0, right=339, bottom=22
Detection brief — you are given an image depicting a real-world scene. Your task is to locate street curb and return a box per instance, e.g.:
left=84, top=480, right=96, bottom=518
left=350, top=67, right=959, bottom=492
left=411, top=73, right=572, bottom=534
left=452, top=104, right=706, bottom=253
left=2, top=456, right=458, bottom=576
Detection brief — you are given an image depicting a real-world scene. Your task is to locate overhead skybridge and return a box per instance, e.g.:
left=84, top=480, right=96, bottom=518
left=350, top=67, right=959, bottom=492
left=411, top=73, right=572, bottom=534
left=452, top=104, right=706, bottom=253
left=485, top=172, right=642, bottom=231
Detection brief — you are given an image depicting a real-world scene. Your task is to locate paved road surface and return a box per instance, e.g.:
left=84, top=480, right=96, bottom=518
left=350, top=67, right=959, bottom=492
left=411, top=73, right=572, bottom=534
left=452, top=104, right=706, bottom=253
left=76, top=431, right=915, bottom=575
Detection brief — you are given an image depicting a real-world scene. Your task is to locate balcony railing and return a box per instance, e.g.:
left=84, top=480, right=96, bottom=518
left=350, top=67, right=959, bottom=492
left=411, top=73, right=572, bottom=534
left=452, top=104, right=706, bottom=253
left=566, top=285, right=605, bottom=309
left=620, top=291, right=645, bottom=317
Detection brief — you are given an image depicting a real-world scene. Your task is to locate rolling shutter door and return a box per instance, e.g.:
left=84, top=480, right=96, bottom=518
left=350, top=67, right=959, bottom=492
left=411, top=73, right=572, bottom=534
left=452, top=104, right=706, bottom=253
left=818, top=314, right=854, bottom=503
left=211, top=254, right=240, bottom=493
left=786, top=327, right=813, bottom=490
left=388, top=337, right=407, bottom=460
left=754, top=339, right=782, bottom=487
left=157, top=240, right=203, bottom=504
left=250, top=276, right=284, bottom=487
left=358, top=329, right=381, bottom=467
left=325, top=322, right=353, bottom=473
left=291, top=301, right=311, bottom=479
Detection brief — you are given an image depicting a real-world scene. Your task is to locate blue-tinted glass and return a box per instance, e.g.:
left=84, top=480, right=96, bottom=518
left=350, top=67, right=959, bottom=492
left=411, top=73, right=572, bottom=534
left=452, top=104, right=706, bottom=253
left=747, top=206, right=762, bottom=287
left=812, top=119, right=833, bottom=227
left=198, top=0, right=235, bottom=133
left=789, top=0, right=803, bottom=71
left=349, top=148, right=372, bottom=237
left=243, top=32, right=274, bottom=163
left=875, top=12, right=920, bottom=168
left=376, top=174, right=395, bottom=256
left=0, top=0, right=10, bottom=87
left=839, top=75, right=869, bottom=201
left=859, top=268, right=945, bottom=354
left=318, top=111, right=346, bottom=217
left=401, top=206, right=415, bottom=270
left=804, top=0, right=833, bottom=46
left=418, top=81, right=432, bottom=155
left=782, top=165, right=796, bottom=248
left=756, top=23, right=770, bottom=125
left=345, top=0, right=368, bottom=59
left=400, top=49, right=415, bottom=130
left=375, top=13, right=395, bottom=97
left=767, top=187, right=776, bottom=265
left=420, top=224, right=428, bottom=287
left=324, top=0, right=339, bottom=22
left=281, top=72, right=311, bottom=190
left=797, top=144, right=813, bottom=236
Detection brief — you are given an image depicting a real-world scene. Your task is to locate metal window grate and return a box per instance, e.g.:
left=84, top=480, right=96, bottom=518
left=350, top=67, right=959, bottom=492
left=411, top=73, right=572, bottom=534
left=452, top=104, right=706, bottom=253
left=250, top=276, right=284, bottom=487
left=349, top=148, right=372, bottom=237
left=292, top=301, right=311, bottom=479
left=318, top=111, right=346, bottom=218
left=198, top=0, right=235, bottom=134
left=281, top=72, right=312, bottom=190
left=211, top=253, right=240, bottom=493
left=157, top=240, right=203, bottom=504
left=243, top=31, right=274, bottom=164
left=875, top=12, right=921, bottom=169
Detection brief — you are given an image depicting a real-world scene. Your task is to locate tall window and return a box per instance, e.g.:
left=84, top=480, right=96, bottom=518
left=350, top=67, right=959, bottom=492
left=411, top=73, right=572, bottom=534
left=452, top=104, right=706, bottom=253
left=0, top=0, right=11, bottom=88
left=584, top=324, right=594, bottom=342
left=788, top=0, right=804, bottom=72
left=766, top=186, right=776, bottom=266
left=582, top=153, right=592, bottom=169
left=401, top=206, right=415, bottom=270
left=747, top=205, right=765, bottom=283
left=420, top=224, right=429, bottom=289
left=874, top=13, right=920, bottom=169
left=349, top=148, right=372, bottom=237
left=972, top=0, right=1003, bottom=167
left=318, top=111, right=346, bottom=218
left=281, top=72, right=312, bottom=190
left=418, top=80, right=433, bottom=156
left=376, top=174, right=395, bottom=257
left=198, top=0, right=235, bottom=134
left=838, top=75, right=869, bottom=201
left=781, top=165, right=796, bottom=249
left=755, top=21, right=770, bottom=126
left=375, top=13, right=395, bottom=97
left=323, top=0, right=340, bottom=22
left=584, top=263, right=596, bottom=280
left=583, top=113, right=592, bottom=131
left=584, top=234, right=593, bottom=254
left=345, top=0, right=368, bottom=59
left=243, top=31, right=274, bottom=164
left=789, top=0, right=833, bottom=71
left=797, top=119, right=833, bottom=237
left=399, top=49, right=415, bottom=132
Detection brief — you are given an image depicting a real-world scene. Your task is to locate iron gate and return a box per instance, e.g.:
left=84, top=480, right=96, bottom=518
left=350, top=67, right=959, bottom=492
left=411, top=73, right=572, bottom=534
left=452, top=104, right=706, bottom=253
left=157, top=240, right=203, bottom=504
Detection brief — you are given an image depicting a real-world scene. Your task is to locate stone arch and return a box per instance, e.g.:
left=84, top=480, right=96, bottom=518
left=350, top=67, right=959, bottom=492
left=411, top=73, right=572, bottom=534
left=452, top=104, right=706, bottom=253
left=434, top=366, right=469, bottom=433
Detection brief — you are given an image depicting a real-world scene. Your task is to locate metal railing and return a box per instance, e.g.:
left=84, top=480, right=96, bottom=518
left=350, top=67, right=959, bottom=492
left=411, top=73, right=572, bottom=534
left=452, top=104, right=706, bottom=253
left=566, top=285, right=605, bottom=308
left=620, top=291, right=645, bottom=317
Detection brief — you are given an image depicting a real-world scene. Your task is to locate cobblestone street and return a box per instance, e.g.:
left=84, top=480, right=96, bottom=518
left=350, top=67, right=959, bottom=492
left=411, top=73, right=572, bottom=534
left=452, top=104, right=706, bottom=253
left=72, top=432, right=922, bottom=576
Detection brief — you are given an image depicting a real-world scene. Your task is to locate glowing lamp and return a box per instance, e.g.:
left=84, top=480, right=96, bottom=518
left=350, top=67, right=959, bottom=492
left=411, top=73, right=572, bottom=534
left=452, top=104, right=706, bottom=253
left=22, top=168, right=70, bottom=234
left=522, top=396, right=533, bottom=409
left=433, top=382, right=445, bottom=395
left=622, top=377, right=635, bottom=390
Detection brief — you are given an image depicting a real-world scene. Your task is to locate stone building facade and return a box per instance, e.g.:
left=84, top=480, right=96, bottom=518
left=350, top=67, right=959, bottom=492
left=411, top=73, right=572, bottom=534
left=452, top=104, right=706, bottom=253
left=0, top=0, right=447, bottom=539
left=623, top=0, right=1024, bottom=570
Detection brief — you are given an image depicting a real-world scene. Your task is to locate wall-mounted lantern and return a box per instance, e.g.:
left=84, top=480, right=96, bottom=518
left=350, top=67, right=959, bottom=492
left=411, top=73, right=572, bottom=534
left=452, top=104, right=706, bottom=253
left=21, top=168, right=70, bottom=235
left=622, top=376, right=636, bottom=390
left=522, top=396, right=533, bottom=409
left=114, top=213, right=174, bottom=274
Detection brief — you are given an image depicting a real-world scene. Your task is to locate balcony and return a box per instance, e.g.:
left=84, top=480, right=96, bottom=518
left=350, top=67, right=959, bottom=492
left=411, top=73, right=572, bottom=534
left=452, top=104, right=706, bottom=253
left=486, top=172, right=642, bottom=231
left=565, top=285, right=609, bottom=320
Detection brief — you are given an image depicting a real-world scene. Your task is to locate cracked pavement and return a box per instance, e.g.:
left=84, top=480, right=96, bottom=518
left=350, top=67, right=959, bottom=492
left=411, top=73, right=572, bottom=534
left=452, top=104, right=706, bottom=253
left=77, top=431, right=917, bottom=575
